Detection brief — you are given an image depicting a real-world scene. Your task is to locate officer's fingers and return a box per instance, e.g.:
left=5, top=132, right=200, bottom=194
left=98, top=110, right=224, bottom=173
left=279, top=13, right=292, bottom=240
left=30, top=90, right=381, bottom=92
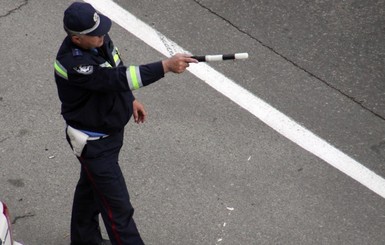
left=133, top=110, right=139, bottom=123
left=140, top=115, right=146, bottom=123
left=172, top=54, right=198, bottom=63
left=139, top=109, right=147, bottom=123
left=183, top=57, right=198, bottom=64
left=162, top=55, right=196, bottom=73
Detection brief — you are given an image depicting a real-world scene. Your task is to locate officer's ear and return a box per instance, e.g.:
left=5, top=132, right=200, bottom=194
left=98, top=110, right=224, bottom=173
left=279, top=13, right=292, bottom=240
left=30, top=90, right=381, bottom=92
left=71, top=35, right=82, bottom=46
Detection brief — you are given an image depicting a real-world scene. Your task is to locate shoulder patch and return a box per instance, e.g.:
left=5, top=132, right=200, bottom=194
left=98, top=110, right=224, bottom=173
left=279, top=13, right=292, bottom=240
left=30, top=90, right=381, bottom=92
left=72, top=48, right=83, bottom=57
left=73, top=65, right=94, bottom=75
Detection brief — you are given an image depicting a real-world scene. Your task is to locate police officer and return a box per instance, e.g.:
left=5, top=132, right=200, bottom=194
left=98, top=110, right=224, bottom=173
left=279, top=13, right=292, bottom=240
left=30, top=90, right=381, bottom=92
left=54, top=2, right=197, bottom=245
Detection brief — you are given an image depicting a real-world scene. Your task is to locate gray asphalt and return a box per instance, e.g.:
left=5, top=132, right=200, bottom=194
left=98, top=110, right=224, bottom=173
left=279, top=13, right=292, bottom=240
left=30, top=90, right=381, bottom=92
left=1, top=0, right=385, bottom=244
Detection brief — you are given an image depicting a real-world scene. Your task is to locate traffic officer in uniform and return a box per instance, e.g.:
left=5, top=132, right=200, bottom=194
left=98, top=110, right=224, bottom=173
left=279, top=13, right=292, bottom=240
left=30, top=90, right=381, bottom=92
left=54, top=2, right=198, bottom=245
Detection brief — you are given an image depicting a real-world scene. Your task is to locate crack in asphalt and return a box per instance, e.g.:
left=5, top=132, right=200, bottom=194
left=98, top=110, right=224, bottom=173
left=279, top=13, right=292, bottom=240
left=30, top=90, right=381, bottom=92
left=0, top=137, right=9, bottom=143
left=12, top=212, right=35, bottom=225
left=0, top=0, right=28, bottom=18
left=193, top=0, right=385, bottom=122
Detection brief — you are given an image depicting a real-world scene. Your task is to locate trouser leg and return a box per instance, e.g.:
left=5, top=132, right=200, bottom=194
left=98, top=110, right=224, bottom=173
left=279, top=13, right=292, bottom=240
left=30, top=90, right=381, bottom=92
left=71, top=131, right=144, bottom=245
left=71, top=168, right=103, bottom=245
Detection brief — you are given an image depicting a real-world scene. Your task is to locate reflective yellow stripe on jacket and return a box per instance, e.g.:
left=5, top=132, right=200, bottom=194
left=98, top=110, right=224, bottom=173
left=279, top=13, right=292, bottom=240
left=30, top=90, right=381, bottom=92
left=112, top=47, right=121, bottom=66
left=54, top=60, right=68, bottom=80
left=126, top=66, right=142, bottom=90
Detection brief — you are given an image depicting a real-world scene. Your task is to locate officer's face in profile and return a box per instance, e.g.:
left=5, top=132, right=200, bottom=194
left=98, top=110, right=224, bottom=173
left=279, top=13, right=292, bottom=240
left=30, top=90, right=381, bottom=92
left=71, top=34, right=105, bottom=49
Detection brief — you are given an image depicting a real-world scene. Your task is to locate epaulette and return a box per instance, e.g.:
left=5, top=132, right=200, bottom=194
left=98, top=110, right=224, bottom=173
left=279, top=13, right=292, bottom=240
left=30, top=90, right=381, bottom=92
left=72, top=48, right=83, bottom=57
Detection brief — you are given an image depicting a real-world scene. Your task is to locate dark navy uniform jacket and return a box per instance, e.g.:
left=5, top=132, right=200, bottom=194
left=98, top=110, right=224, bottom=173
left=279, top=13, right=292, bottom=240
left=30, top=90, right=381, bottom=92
left=54, top=34, right=164, bottom=134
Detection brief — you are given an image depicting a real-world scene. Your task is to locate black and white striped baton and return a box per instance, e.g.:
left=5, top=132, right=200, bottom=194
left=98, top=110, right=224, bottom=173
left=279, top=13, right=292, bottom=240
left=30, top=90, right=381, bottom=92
left=191, top=53, right=249, bottom=62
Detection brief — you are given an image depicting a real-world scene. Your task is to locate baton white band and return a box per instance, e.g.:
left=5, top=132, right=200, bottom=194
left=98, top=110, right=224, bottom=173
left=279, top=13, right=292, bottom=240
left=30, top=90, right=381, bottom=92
left=191, top=53, right=249, bottom=62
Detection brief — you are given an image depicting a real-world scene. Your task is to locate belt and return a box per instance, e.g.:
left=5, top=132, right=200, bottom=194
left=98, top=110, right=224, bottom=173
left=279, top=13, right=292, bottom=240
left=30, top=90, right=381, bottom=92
left=77, top=128, right=109, bottom=141
left=67, top=125, right=109, bottom=141
left=87, top=135, right=109, bottom=141
left=67, top=125, right=109, bottom=157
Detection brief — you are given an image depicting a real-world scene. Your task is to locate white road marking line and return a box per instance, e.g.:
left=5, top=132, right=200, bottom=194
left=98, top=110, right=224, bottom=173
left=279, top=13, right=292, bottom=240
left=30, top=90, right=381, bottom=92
left=85, top=0, right=385, bottom=198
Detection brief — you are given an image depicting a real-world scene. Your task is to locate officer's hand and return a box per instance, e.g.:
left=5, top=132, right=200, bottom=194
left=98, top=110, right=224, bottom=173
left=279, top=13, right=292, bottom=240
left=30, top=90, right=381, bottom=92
left=162, top=53, right=198, bottom=74
left=133, top=100, right=147, bottom=124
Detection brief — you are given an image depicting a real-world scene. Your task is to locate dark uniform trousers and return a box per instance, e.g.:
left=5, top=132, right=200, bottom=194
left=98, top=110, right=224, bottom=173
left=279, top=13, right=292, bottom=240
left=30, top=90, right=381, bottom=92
left=67, top=129, right=144, bottom=245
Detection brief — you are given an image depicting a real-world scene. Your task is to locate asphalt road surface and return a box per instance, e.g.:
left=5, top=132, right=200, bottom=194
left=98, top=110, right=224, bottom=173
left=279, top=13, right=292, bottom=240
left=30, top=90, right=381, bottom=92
left=1, top=0, right=385, bottom=244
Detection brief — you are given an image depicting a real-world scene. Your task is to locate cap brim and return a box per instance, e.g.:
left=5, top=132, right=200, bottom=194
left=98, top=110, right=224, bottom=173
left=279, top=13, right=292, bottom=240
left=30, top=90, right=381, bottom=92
left=88, top=14, right=112, bottom=36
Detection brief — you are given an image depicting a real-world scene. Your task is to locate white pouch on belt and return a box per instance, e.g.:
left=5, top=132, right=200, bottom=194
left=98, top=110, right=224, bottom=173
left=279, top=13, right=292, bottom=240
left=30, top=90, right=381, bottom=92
left=66, top=125, right=89, bottom=157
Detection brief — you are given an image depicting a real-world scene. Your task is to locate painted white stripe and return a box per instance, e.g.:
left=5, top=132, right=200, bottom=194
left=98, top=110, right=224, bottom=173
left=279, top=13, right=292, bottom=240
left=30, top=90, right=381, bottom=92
left=85, top=0, right=385, bottom=198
